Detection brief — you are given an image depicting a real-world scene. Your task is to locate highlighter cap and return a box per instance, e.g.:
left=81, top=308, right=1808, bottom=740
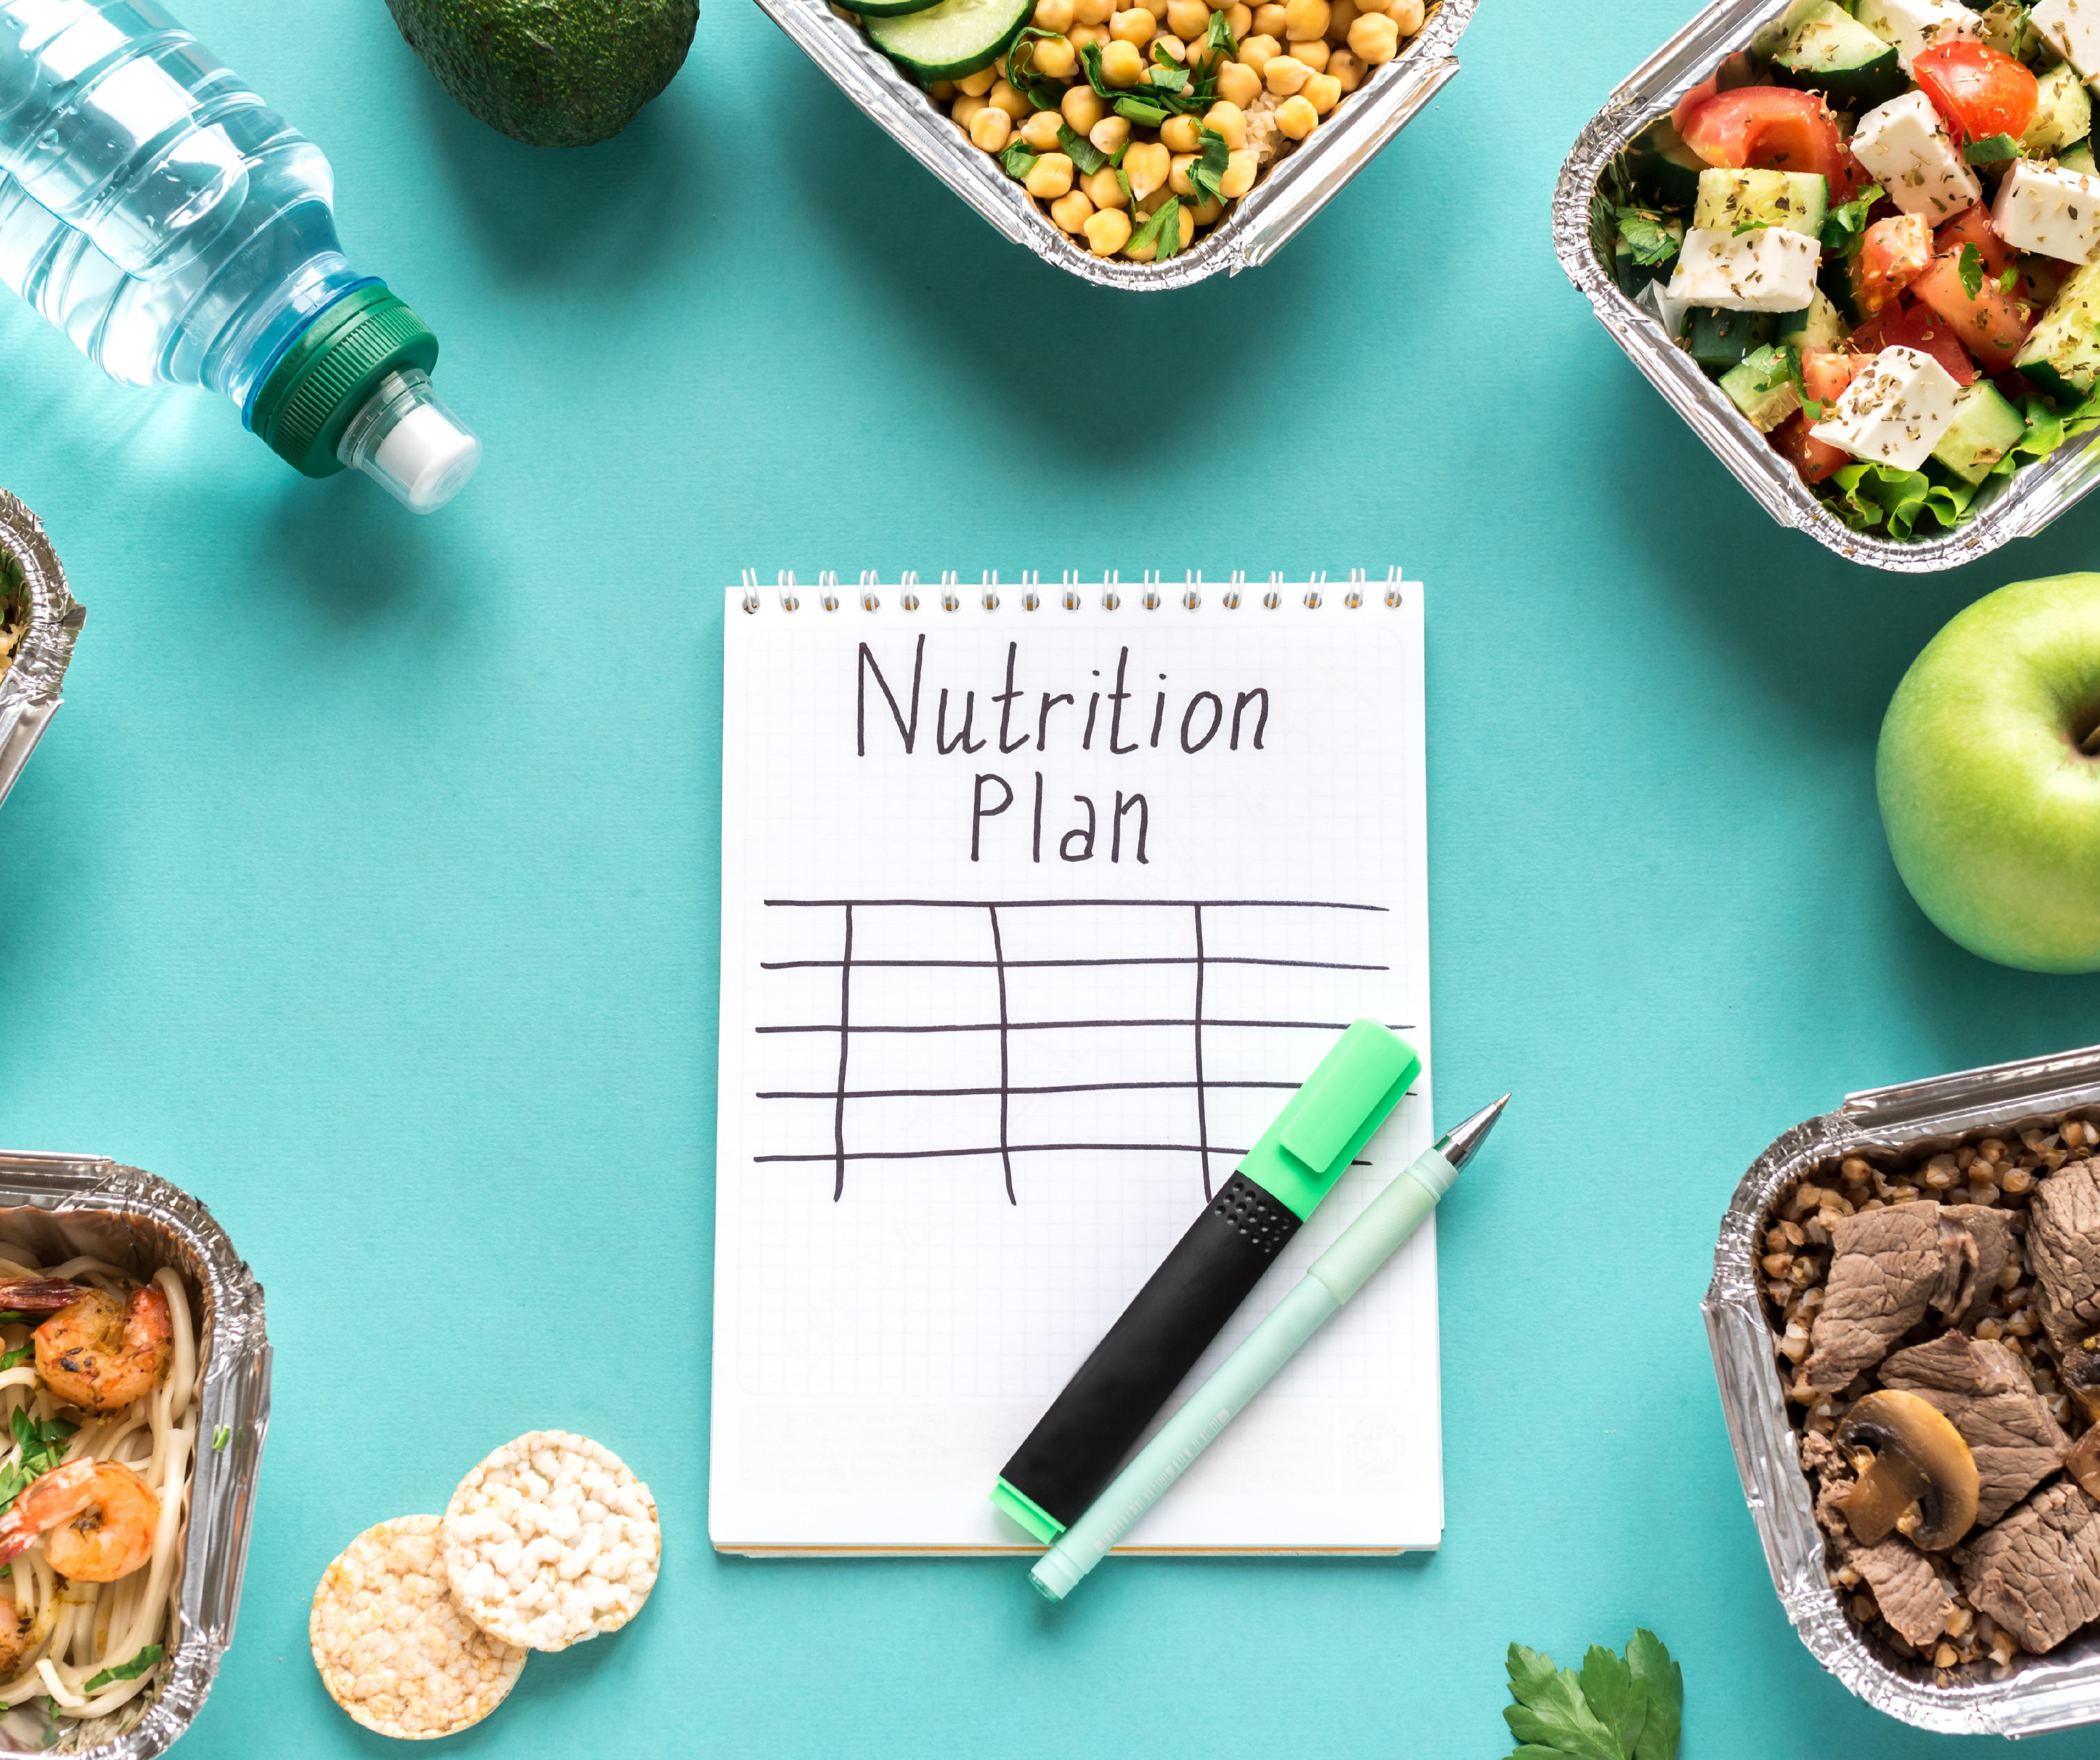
left=1237, top=1020, right=1421, bottom=1220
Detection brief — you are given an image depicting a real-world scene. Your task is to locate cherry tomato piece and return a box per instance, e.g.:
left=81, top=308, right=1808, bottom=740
left=1679, top=86, right=1856, bottom=200
left=1911, top=221, right=2034, bottom=371
left=1853, top=214, right=1933, bottom=316
left=1912, top=41, right=2038, bottom=143
left=1852, top=298, right=1981, bottom=384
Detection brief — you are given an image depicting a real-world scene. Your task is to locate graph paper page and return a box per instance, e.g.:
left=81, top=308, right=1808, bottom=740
left=713, top=585, right=1435, bottom=1553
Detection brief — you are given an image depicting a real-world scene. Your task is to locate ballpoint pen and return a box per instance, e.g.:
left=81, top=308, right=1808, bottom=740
left=1029, top=1092, right=1507, bottom=1600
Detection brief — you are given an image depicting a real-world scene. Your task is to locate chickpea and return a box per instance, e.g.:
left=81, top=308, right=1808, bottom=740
left=1125, top=201, right=1194, bottom=259
left=1302, top=70, right=1340, bottom=110
left=1153, top=31, right=1187, bottom=60
left=957, top=66, right=999, bottom=96
left=1086, top=207, right=1134, bottom=254
left=1074, top=0, right=1114, bottom=21
left=1253, top=2, right=1289, bottom=34
left=1327, top=0, right=1357, bottom=31
left=1293, top=36, right=1329, bottom=68
left=1111, top=5, right=1156, bottom=41
left=970, top=105, right=1013, bottom=150
left=1283, top=0, right=1329, bottom=36
left=1089, top=114, right=1131, bottom=151
left=1225, top=1, right=1252, bottom=34
left=1387, top=0, right=1422, bottom=29
left=1050, top=189, right=1096, bottom=232
left=1036, top=0, right=1077, bottom=22
left=1100, top=36, right=1146, bottom=81
left=1187, top=192, right=1225, bottom=224
left=1219, top=146, right=1258, bottom=196
left=989, top=78, right=1032, bottom=119
left=1274, top=92, right=1317, bottom=136
left=953, top=94, right=989, bottom=128
left=1216, top=58, right=1261, bottom=102
left=1034, top=32, right=1079, bottom=74
left=1168, top=151, right=1199, bottom=195
left=1237, top=32, right=1280, bottom=69
left=929, top=79, right=957, bottom=99
left=1135, top=0, right=1171, bottom=19
left=1068, top=21, right=1108, bottom=45
left=1062, top=84, right=1108, bottom=128
left=1347, top=11, right=1397, bottom=60
left=1264, top=52, right=1309, bottom=91
left=1025, top=151, right=1076, bottom=197
left=1159, top=112, right=1202, bottom=151
left=1020, top=108, right=1065, bottom=149
left=1084, top=164, right=1129, bottom=207
left=1124, top=139, right=1171, bottom=199
left=1167, top=0, right=1209, bottom=35
left=1327, top=45, right=1361, bottom=88
left=1203, top=99, right=1247, bottom=146
left=1186, top=36, right=1220, bottom=69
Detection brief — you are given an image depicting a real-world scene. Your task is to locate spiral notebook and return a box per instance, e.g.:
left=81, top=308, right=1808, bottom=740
left=712, top=572, right=1437, bottom=1555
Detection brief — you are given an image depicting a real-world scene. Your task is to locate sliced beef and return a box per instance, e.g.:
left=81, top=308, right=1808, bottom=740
left=1960, top=1482, right=2100, bottom=1654
left=1881, top=1332, right=2070, bottom=1524
left=2030, top=1159, right=2100, bottom=1353
left=1803, top=1203, right=1943, bottom=1391
left=1851, top=1535, right=1956, bottom=1648
left=1940, top=1203, right=2013, bottom=1328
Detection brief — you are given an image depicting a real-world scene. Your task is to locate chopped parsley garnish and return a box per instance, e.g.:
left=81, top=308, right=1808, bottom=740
left=1780, top=344, right=1823, bottom=421
left=2000, top=265, right=2021, bottom=294
left=1193, top=126, right=1232, bottom=207
left=1615, top=204, right=1679, bottom=267
left=1059, top=122, right=1109, bottom=174
left=0, top=1411, right=77, bottom=1520
left=1127, top=196, right=1185, bottom=261
left=83, top=1645, right=162, bottom=1694
left=1958, top=240, right=1986, bottom=298
left=212, top=1425, right=231, bottom=1452
left=1205, top=6, right=1238, bottom=56
left=0, top=1314, right=39, bottom=1328
left=999, top=141, right=1040, bottom=182
left=1002, top=27, right=1070, bottom=111
left=0, top=1346, right=32, bottom=1372
left=1819, top=183, right=1886, bottom=257
left=1964, top=132, right=2019, bottom=164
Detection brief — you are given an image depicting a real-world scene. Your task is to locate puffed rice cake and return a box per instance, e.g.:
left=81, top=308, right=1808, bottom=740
left=442, top=1430, right=660, bottom=1651
left=311, top=1513, right=527, bottom=1740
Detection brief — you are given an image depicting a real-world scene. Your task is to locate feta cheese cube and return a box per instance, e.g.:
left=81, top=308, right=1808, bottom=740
left=1851, top=90, right=1982, bottom=223
left=1809, top=344, right=1966, bottom=470
left=1992, top=157, right=2100, bottom=263
left=2033, top=0, right=2100, bottom=80
left=1666, top=226, right=1821, bottom=312
left=1856, top=0, right=1983, bottom=66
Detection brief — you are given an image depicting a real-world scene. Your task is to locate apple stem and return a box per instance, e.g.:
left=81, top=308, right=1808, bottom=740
left=2084, top=722, right=2100, bottom=758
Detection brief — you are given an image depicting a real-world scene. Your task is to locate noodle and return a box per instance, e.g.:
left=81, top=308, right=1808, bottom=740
left=0, top=1253, right=199, bottom=1730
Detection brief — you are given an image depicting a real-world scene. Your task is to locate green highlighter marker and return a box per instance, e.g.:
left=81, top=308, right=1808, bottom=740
left=992, top=1020, right=1421, bottom=1543
left=1029, top=1092, right=1507, bottom=1601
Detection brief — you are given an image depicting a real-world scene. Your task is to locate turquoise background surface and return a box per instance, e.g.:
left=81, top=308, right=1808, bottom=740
left=9, top=0, right=2100, bottom=1751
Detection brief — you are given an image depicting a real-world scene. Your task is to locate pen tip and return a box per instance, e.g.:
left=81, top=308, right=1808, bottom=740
left=1435, top=1093, right=1509, bottom=1173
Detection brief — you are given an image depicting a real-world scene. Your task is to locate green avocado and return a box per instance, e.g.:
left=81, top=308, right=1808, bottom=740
left=385, top=0, right=699, bottom=149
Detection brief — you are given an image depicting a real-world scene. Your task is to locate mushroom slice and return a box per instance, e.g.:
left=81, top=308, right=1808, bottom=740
left=1834, top=1390, right=1981, bottom=1551
left=2067, top=1426, right=2100, bottom=1503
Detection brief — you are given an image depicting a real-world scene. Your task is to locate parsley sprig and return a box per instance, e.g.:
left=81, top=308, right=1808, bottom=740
left=1127, top=195, right=1186, bottom=261
left=1502, top=1629, right=1682, bottom=1760
left=0, top=1410, right=77, bottom=1520
left=1958, top=240, right=1986, bottom=299
left=0, top=1345, right=31, bottom=1373
left=83, top=1644, right=161, bottom=1694
left=1001, top=28, right=1069, bottom=111
left=1779, top=343, right=1823, bottom=421
left=1819, top=182, right=1886, bottom=258
left=1614, top=204, right=1678, bottom=268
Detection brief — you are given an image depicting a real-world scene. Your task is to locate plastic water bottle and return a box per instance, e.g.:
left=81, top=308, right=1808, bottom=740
left=0, top=1, right=478, bottom=512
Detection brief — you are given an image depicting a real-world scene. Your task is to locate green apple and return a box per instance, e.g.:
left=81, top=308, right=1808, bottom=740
left=1878, top=572, right=2100, bottom=973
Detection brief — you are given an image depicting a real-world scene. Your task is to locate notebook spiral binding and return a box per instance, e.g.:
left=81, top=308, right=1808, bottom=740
left=736, top=568, right=1412, bottom=616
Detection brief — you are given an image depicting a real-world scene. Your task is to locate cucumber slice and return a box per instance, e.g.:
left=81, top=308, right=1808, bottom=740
left=1773, top=0, right=1906, bottom=109
left=868, top=0, right=1034, bottom=79
left=852, top=0, right=950, bottom=19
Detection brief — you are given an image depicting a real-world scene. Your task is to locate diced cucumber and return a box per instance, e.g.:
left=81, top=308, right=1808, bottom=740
left=1687, top=306, right=1779, bottom=374
left=2014, top=259, right=2100, bottom=397
left=1773, top=0, right=1908, bottom=106
left=2064, top=139, right=2099, bottom=172
left=1818, top=254, right=1863, bottom=327
left=1720, top=344, right=1803, bottom=431
left=1931, top=381, right=2028, bottom=482
left=1778, top=288, right=1849, bottom=350
left=1628, top=120, right=1707, bottom=209
left=867, top=0, right=1034, bottom=79
left=1692, top=167, right=1829, bottom=237
left=2023, top=61, right=2093, bottom=156
left=851, top=0, right=949, bottom=19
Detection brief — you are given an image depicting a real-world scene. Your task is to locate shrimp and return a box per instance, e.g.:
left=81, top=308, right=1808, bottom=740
left=0, top=1595, right=53, bottom=1678
left=33, top=1285, right=170, bottom=1415
left=0, top=1461, right=159, bottom=1582
left=0, top=1282, right=79, bottom=1318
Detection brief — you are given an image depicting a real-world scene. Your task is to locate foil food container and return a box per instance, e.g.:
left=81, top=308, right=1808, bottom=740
left=0, top=490, right=84, bottom=812
left=1706, top=1044, right=2100, bottom=1736
left=756, top=0, right=1472, bottom=288
left=0, top=1153, right=270, bottom=1759
left=1552, top=0, right=2100, bottom=572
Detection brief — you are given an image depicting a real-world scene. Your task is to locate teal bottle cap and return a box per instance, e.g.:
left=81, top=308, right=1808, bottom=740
left=249, top=284, right=440, bottom=479
left=1238, top=1020, right=1420, bottom=1220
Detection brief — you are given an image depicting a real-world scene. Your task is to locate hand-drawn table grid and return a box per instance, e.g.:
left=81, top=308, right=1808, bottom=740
left=752, top=898, right=1412, bottom=1200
